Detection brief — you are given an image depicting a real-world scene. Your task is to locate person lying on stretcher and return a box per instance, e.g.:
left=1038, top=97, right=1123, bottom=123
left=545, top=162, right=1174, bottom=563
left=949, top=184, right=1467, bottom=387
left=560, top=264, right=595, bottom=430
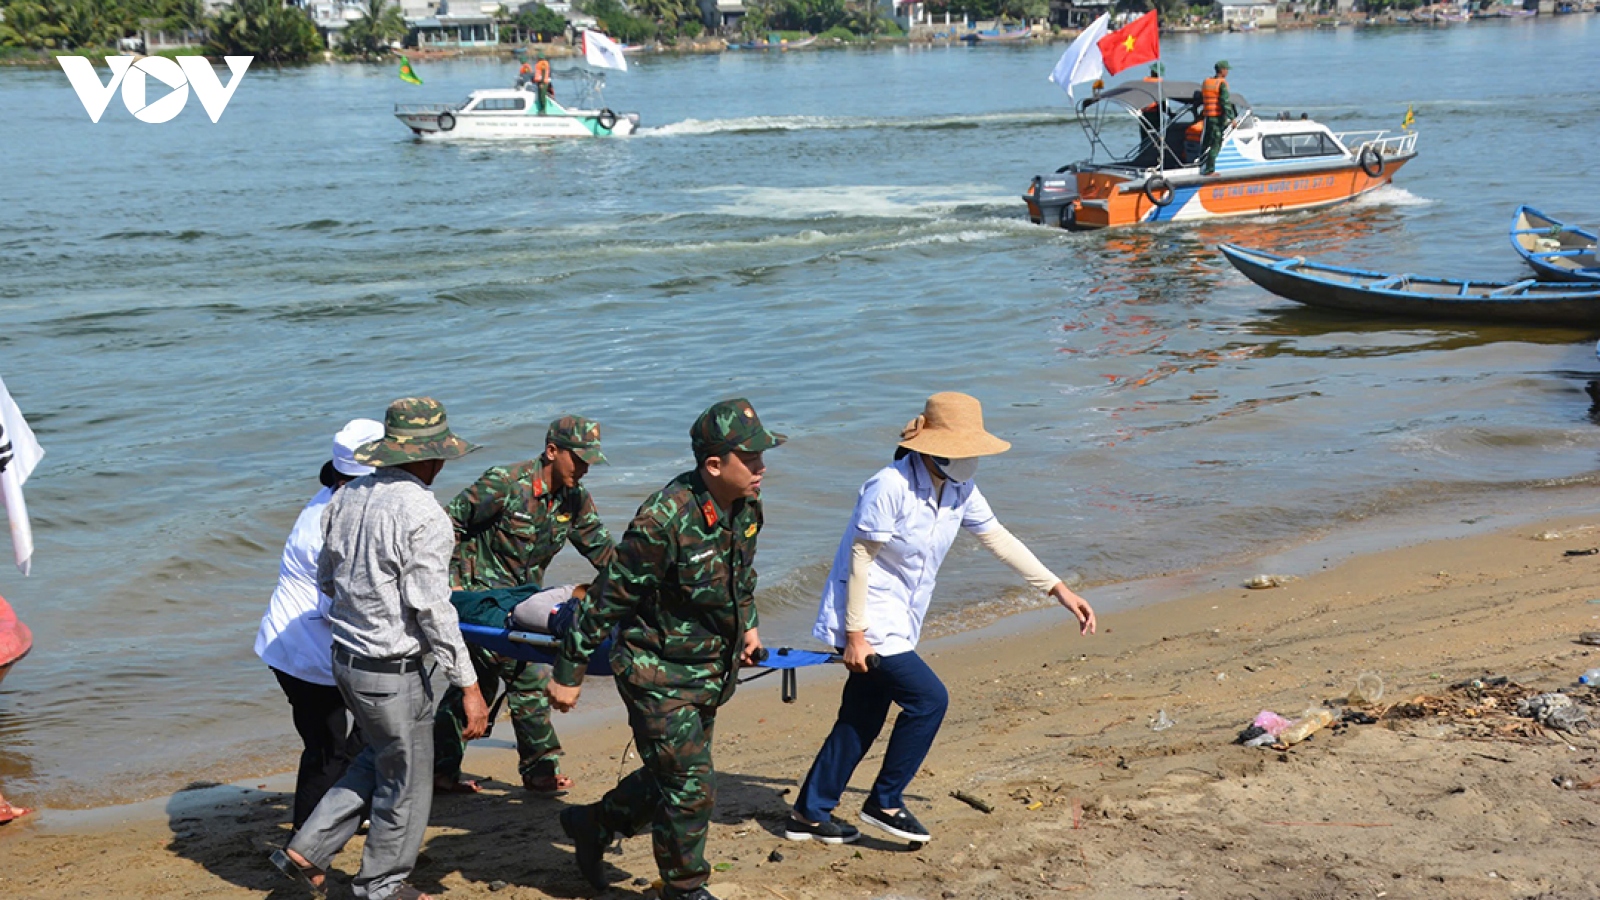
left=451, top=582, right=588, bottom=637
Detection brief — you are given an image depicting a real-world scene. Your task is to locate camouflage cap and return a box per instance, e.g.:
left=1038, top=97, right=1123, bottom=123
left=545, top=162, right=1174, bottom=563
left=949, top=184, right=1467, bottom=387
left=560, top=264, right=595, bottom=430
left=690, top=398, right=786, bottom=459
left=354, top=397, right=482, bottom=467
left=1215, top=59, right=1231, bottom=72
left=547, top=415, right=607, bottom=465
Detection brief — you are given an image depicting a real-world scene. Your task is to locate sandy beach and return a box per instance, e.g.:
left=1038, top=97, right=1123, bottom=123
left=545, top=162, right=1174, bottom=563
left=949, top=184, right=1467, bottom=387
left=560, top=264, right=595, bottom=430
left=8, top=511, right=1600, bottom=899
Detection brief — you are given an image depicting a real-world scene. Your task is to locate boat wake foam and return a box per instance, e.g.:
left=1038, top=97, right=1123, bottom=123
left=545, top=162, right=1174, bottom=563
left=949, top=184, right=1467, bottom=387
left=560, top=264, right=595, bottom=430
left=644, top=110, right=1072, bottom=137
left=1351, top=185, right=1433, bottom=208
left=690, top=184, right=1017, bottom=219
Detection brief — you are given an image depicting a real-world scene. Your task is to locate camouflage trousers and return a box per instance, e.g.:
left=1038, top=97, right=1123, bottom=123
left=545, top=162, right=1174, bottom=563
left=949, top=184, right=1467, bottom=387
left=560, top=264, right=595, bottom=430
left=433, top=643, right=562, bottom=781
left=595, top=680, right=719, bottom=899
left=1201, top=116, right=1226, bottom=174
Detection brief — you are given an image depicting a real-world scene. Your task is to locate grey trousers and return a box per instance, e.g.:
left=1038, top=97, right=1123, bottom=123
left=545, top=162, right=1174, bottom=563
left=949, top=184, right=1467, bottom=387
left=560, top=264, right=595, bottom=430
left=288, top=656, right=437, bottom=900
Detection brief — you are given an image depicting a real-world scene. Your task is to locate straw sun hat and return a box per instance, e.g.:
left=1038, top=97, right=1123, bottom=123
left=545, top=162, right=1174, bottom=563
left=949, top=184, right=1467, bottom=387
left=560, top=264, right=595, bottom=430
left=896, top=392, right=1011, bottom=459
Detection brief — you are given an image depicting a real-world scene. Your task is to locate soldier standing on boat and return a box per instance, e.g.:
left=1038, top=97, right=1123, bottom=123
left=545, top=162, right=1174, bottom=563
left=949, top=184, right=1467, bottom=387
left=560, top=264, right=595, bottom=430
left=549, top=399, right=783, bottom=900
left=1200, top=60, right=1236, bottom=176
left=432, top=415, right=614, bottom=797
left=532, top=53, right=554, bottom=113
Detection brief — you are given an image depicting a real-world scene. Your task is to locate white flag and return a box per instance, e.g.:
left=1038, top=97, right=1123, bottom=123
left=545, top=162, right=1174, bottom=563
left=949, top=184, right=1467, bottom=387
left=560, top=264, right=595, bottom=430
left=583, top=29, right=628, bottom=72
left=1049, top=12, right=1110, bottom=101
left=0, top=376, right=44, bottom=576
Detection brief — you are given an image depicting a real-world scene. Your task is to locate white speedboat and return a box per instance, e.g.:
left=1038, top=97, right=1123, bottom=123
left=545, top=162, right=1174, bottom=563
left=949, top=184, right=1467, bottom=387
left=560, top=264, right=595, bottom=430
left=395, top=80, right=638, bottom=140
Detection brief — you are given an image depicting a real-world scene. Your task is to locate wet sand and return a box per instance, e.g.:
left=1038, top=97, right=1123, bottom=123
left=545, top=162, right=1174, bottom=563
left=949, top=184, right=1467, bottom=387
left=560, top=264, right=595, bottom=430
left=7, top=513, right=1600, bottom=899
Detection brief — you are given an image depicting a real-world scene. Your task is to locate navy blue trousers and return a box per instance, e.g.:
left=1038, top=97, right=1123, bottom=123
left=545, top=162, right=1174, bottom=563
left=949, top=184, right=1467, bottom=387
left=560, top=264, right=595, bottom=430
left=793, top=649, right=948, bottom=821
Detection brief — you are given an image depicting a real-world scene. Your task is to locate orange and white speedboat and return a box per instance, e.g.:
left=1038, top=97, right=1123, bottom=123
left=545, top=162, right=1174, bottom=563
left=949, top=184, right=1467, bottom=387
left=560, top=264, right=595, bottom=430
left=1023, top=79, right=1418, bottom=230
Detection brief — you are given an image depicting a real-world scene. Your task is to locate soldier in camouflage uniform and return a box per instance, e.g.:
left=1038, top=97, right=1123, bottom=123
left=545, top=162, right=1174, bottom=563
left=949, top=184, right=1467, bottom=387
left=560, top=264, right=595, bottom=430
left=549, top=399, right=784, bottom=900
left=432, top=415, right=616, bottom=796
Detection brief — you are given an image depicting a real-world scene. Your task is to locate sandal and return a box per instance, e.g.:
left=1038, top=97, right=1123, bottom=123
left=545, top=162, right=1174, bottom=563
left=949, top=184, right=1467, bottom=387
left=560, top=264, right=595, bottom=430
left=390, top=885, right=434, bottom=899
left=522, top=772, right=573, bottom=797
left=0, top=801, right=33, bottom=825
left=432, top=774, right=482, bottom=794
left=269, top=848, right=328, bottom=899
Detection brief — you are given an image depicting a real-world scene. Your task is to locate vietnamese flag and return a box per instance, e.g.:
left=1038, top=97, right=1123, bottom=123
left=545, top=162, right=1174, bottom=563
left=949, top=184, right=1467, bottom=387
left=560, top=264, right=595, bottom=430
left=1096, top=11, right=1160, bottom=76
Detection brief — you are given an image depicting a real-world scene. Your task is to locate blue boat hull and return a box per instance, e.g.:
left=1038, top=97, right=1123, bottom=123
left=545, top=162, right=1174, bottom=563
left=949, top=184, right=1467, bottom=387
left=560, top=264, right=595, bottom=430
left=1221, top=243, right=1600, bottom=326
left=1511, top=206, right=1600, bottom=283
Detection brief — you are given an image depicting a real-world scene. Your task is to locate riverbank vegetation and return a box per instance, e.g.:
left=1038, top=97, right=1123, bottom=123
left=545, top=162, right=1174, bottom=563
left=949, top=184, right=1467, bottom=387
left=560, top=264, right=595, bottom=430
left=0, top=0, right=326, bottom=61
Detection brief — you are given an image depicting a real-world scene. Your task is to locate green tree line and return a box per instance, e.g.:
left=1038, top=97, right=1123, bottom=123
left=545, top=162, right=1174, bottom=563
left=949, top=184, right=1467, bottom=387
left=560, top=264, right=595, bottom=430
left=0, top=0, right=417, bottom=63
left=738, top=0, right=889, bottom=35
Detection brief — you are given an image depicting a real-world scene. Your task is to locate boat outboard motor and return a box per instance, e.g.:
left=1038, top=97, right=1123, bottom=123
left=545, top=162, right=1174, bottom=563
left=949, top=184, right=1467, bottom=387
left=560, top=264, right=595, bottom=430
left=1024, top=169, right=1081, bottom=229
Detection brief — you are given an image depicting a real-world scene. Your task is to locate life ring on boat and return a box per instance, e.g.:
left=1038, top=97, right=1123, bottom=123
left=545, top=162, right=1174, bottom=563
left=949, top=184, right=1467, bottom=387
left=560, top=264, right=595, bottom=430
left=1358, top=145, right=1384, bottom=178
left=437, top=111, right=456, bottom=132
left=1143, top=175, right=1175, bottom=208
left=596, top=108, right=617, bottom=131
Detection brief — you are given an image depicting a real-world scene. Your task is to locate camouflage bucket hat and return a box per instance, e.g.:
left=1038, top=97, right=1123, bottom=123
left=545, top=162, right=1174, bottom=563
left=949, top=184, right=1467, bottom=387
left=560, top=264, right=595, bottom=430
left=690, top=398, right=786, bottom=458
left=548, top=414, right=607, bottom=465
left=354, top=396, right=482, bottom=467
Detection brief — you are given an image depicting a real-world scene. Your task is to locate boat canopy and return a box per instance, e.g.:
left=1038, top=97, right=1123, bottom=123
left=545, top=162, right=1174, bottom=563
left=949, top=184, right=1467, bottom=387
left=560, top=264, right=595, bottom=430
left=1084, top=80, right=1250, bottom=114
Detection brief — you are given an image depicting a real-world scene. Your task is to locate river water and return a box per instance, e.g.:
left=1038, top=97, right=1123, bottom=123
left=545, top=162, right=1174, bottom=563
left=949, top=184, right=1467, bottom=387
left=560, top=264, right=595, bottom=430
left=1, top=18, right=1598, bottom=809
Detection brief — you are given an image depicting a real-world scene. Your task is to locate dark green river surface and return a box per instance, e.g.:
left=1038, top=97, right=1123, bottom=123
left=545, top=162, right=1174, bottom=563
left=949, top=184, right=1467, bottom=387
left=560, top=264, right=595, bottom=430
left=1, top=17, right=1599, bottom=807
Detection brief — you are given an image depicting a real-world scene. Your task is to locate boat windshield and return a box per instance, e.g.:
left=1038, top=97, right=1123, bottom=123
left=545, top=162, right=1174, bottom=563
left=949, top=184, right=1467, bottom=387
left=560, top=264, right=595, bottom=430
left=561, top=68, right=609, bottom=109
left=1075, top=79, right=1250, bottom=172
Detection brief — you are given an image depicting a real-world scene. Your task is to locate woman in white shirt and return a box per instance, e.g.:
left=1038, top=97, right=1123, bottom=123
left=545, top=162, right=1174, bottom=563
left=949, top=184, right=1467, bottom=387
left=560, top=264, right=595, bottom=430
left=786, top=393, right=1096, bottom=845
left=254, top=418, right=384, bottom=832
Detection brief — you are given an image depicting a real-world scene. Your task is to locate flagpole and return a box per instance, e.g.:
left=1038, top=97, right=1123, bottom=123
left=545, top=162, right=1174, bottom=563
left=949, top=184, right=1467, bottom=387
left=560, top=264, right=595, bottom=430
left=1156, top=74, right=1166, bottom=176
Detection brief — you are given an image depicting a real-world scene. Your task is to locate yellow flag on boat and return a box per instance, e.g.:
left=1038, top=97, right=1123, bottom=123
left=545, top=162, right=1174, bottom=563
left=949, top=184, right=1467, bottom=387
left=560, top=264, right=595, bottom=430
left=1402, top=104, right=1414, bottom=130
left=399, top=56, right=422, bottom=85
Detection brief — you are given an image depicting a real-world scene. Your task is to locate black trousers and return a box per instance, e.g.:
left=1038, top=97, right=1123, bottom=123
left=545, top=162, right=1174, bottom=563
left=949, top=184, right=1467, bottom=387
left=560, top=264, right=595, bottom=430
left=272, top=667, right=364, bottom=831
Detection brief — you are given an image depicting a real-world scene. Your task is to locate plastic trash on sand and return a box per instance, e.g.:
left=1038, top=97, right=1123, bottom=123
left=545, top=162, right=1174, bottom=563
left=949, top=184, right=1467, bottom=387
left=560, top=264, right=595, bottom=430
left=1253, top=710, right=1292, bottom=735
left=1278, top=708, right=1335, bottom=746
left=1236, top=710, right=1290, bottom=747
left=1516, top=692, right=1592, bottom=734
left=1348, top=672, right=1385, bottom=707
left=1150, top=709, right=1175, bottom=731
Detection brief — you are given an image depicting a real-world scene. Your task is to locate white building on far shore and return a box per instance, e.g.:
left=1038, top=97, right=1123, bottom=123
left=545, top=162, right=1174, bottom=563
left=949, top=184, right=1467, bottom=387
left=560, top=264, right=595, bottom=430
left=1218, top=0, right=1277, bottom=27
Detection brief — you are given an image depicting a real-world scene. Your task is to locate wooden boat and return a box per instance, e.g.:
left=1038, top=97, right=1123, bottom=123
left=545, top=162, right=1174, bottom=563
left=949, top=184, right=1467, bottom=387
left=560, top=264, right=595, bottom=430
left=727, top=34, right=817, bottom=49
left=1511, top=206, right=1600, bottom=283
left=0, top=593, right=31, bottom=687
left=970, top=26, right=1032, bottom=41
left=1219, top=243, right=1600, bottom=325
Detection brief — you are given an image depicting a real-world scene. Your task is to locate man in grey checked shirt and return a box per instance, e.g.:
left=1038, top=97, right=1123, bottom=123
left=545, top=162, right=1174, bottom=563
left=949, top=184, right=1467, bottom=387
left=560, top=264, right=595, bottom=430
left=272, top=397, right=490, bottom=900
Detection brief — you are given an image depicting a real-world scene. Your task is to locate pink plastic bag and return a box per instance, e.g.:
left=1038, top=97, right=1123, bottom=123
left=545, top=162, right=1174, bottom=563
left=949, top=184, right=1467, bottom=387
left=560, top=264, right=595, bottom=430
left=1253, top=710, right=1292, bottom=736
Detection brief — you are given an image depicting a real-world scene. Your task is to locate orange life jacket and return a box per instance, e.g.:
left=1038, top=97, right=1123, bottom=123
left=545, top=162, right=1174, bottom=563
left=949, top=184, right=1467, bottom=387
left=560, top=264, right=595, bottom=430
left=533, top=59, right=551, bottom=83
left=1201, top=76, right=1225, bottom=118
left=519, top=63, right=532, bottom=75
left=1185, top=120, right=1205, bottom=142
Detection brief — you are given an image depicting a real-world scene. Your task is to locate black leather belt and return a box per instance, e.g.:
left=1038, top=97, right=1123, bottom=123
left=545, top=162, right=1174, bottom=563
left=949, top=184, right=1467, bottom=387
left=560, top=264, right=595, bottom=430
left=334, top=646, right=424, bottom=674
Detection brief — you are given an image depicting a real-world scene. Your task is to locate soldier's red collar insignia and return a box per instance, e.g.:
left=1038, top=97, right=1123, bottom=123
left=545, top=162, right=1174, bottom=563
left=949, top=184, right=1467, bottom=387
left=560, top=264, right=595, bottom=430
left=532, top=474, right=548, bottom=498
left=701, top=499, right=719, bottom=528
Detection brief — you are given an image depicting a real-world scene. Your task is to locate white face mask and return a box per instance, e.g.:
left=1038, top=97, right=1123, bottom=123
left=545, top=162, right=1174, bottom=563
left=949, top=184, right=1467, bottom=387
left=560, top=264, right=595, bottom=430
left=930, top=455, right=979, bottom=484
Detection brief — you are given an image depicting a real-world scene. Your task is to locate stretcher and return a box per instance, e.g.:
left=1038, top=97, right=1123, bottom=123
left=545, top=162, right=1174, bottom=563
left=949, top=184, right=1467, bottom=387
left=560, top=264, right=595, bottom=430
left=455, top=622, right=845, bottom=703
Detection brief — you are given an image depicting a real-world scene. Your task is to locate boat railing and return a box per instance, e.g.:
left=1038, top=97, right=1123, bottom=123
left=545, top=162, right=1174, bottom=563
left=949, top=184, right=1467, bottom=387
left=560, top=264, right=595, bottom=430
left=394, top=102, right=458, bottom=115
left=564, top=68, right=609, bottom=108
left=1336, top=129, right=1418, bottom=158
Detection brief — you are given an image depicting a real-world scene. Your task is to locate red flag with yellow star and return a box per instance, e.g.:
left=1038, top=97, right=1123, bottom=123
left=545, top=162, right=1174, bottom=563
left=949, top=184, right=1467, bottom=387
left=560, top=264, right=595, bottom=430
left=1096, top=11, right=1160, bottom=76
